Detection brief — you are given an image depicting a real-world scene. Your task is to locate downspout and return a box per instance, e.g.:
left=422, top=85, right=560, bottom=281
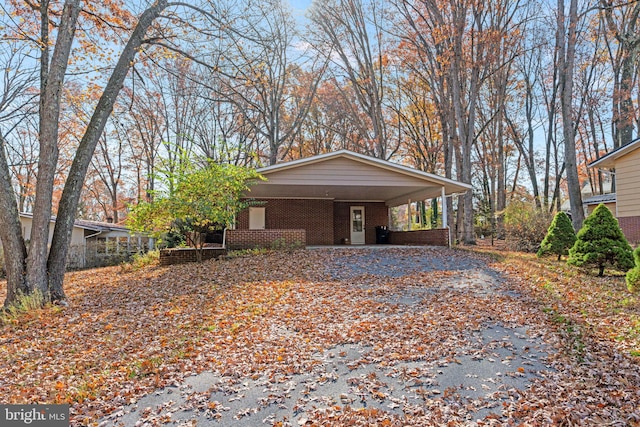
left=222, top=227, right=227, bottom=249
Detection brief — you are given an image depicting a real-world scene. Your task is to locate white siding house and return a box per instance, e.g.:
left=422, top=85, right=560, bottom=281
left=16, top=214, right=153, bottom=269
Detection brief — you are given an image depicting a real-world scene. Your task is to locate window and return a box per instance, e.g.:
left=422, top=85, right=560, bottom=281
left=249, top=207, right=266, bottom=230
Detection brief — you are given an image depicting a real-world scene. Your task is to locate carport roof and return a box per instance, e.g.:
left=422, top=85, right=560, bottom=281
left=247, top=150, right=471, bottom=207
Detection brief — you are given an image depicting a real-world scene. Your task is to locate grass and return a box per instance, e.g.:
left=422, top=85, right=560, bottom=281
left=472, top=245, right=640, bottom=358
left=0, top=290, right=46, bottom=325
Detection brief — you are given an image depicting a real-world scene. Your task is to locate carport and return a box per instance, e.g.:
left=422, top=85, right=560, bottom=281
left=229, top=150, right=472, bottom=248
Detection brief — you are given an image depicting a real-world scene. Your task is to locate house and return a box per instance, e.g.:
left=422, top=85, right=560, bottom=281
left=227, top=150, right=472, bottom=249
left=582, top=193, right=617, bottom=216
left=17, top=213, right=153, bottom=269
left=588, top=137, right=640, bottom=244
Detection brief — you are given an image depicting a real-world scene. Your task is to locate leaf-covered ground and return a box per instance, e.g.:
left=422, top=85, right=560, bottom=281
left=1, top=247, right=639, bottom=426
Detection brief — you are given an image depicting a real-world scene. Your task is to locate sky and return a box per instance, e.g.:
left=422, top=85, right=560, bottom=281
left=287, top=0, right=312, bottom=19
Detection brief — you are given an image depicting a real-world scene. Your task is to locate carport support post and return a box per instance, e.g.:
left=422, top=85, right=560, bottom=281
left=407, top=199, right=412, bottom=231
left=442, top=186, right=450, bottom=247
left=441, top=186, right=447, bottom=229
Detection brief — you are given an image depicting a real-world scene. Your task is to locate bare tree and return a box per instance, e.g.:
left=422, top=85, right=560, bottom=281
left=309, top=0, right=397, bottom=159
left=600, top=0, right=640, bottom=148
left=215, top=0, right=324, bottom=165
left=557, top=0, right=585, bottom=230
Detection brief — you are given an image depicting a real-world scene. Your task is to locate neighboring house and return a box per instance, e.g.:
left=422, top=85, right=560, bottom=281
left=582, top=193, right=617, bottom=216
left=228, top=150, right=472, bottom=249
left=561, top=175, right=613, bottom=215
left=589, top=137, right=640, bottom=244
left=17, top=213, right=153, bottom=269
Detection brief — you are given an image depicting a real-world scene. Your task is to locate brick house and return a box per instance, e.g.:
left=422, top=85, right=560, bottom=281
left=226, top=150, right=472, bottom=249
left=589, top=137, right=640, bottom=245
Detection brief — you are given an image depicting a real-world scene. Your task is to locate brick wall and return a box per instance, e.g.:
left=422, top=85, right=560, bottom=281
left=333, top=202, right=389, bottom=244
left=388, top=228, right=450, bottom=247
left=159, top=247, right=227, bottom=265
left=619, top=216, right=640, bottom=245
left=226, top=229, right=306, bottom=250
left=238, top=199, right=332, bottom=245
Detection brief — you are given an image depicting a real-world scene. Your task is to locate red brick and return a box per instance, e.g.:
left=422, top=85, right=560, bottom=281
left=388, top=229, right=450, bottom=246
left=226, top=229, right=306, bottom=250
left=619, top=216, right=640, bottom=245
left=237, top=199, right=450, bottom=247
left=159, top=247, right=226, bottom=265
left=333, top=202, right=388, bottom=244
left=238, top=199, right=332, bottom=245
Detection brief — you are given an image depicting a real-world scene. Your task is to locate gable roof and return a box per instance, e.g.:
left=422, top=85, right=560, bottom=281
left=583, top=193, right=617, bottom=206
left=249, top=150, right=471, bottom=206
left=589, top=138, right=640, bottom=168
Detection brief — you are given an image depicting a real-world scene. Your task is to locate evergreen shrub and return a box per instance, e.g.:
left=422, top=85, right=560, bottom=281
left=567, top=204, right=634, bottom=276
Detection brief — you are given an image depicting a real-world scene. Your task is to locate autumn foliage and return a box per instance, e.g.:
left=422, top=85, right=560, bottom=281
left=1, top=247, right=640, bottom=425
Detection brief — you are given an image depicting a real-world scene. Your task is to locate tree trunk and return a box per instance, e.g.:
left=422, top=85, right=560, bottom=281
left=557, top=0, right=584, bottom=231
left=25, top=0, right=81, bottom=301
left=47, top=0, right=169, bottom=301
left=0, top=133, right=28, bottom=307
left=617, top=52, right=637, bottom=147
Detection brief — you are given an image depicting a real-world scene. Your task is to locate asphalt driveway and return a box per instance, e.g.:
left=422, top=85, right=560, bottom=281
left=99, top=247, right=556, bottom=426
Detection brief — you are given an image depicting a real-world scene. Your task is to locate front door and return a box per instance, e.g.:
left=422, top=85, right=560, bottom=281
left=350, top=206, right=365, bottom=244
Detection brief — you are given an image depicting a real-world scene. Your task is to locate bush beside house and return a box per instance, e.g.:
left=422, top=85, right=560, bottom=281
left=626, top=248, right=640, bottom=292
left=567, top=204, right=634, bottom=276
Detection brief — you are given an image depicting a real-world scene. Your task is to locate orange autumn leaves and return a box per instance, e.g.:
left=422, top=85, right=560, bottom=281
left=1, top=247, right=639, bottom=425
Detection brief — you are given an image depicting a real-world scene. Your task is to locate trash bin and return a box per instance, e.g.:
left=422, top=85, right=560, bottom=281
left=375, top=225, right=389, bottom=244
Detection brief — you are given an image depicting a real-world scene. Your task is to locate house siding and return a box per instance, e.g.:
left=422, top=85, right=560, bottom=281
left=263, top=157, right=431, bottom=187
left=610, top=148, right=640, bottom=245
left=238, top=199, right=334, bottom=245
left=616, top=149, right=640, bottom=218
left=587, top=201, right=617, bottom=215
left=333, top=202, right=389, bottom=245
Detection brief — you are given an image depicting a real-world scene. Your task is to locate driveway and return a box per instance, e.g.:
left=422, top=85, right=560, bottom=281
left=99, top=247, right=556, bottom=426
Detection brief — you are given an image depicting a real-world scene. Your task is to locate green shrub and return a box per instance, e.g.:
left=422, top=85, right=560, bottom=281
left=537, top=211, right=577, bottom=261
left=568, top=204, right=634, bottom=276
left=626, top=248, right=640, bottom=293
left=503, top=201, right=554, bottom=252
left=0, top=290, right=45, bottom=324
left=120, top=250, right=159, bottom=272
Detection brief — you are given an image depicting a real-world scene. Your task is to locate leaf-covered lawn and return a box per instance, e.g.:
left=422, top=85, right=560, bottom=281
left=1, top=247, right=640, bottom=426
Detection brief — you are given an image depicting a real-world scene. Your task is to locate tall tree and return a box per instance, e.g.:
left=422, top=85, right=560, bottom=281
left=600, top=0, right=640, bottom=147
left=0, top=0, right=174, bottom=306
left=309, top=0, right=397, bottom=159
left=557, top=0, right=585, bottom=230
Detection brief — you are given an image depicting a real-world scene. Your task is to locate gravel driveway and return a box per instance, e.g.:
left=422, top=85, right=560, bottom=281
left=100, top=247, right=556, bottom=426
